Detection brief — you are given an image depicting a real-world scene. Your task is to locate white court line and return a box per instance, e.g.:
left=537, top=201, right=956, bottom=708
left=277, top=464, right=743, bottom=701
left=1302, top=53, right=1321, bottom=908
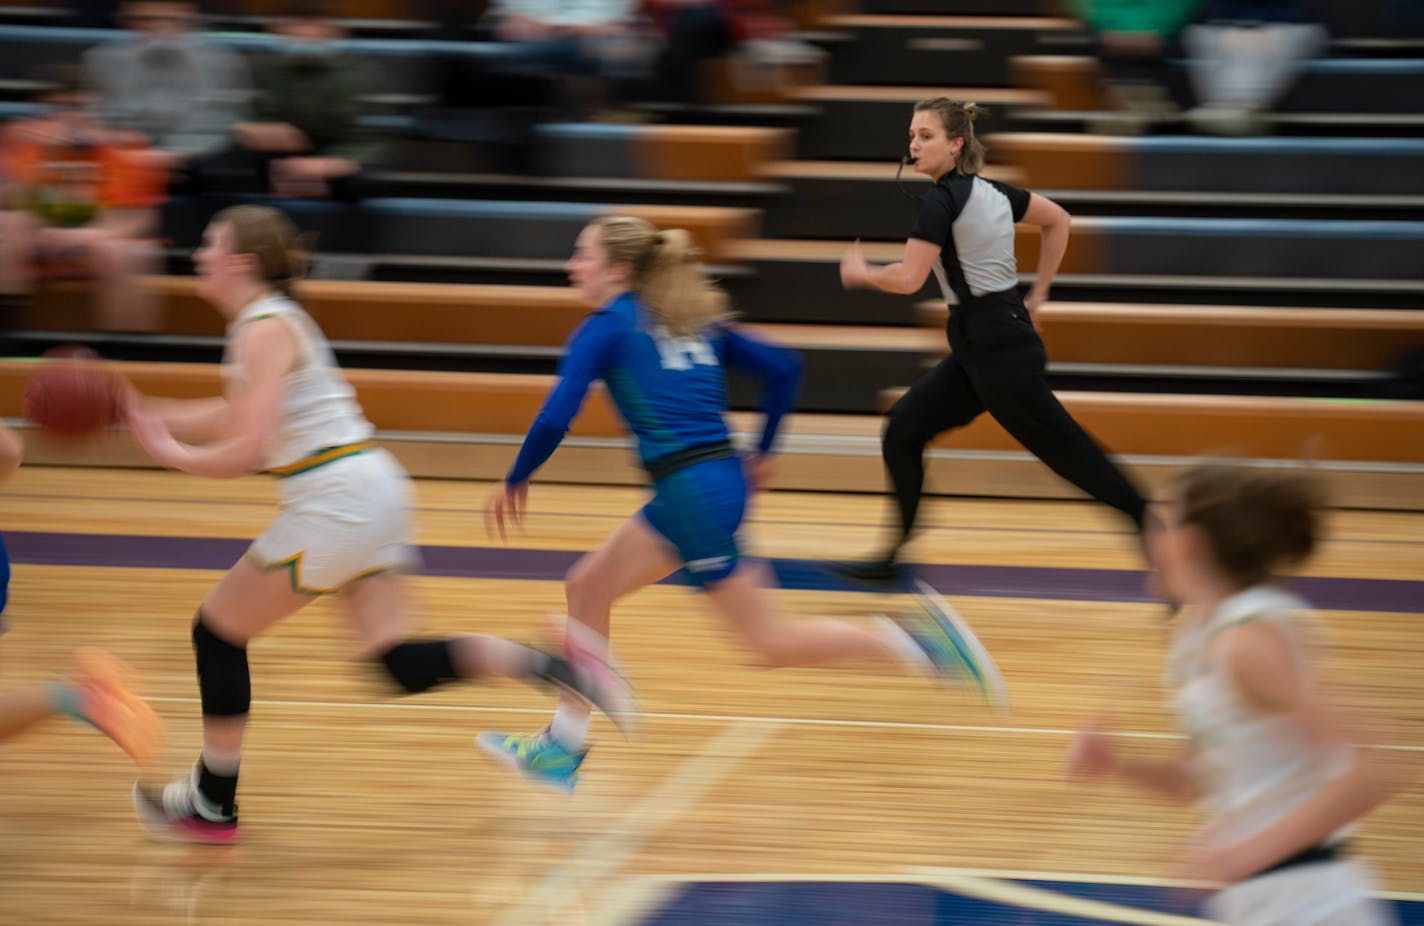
left=490, top=720, right=782, bottom=926
left=630, top=869, right=1208, bottom=886
left=143, top=695, right=1424, bottom=753
left=586, top=878, right=682, bottom=926
left=915, top=867, right=1424, bottom=905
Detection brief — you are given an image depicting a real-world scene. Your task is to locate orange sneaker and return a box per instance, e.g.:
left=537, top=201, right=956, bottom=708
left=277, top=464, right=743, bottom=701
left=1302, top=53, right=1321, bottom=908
left=69, top=648, right=165, bottom=766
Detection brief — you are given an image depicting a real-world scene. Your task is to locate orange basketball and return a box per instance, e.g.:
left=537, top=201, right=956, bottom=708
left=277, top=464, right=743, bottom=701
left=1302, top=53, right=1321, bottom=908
left=23, top=348, right=122, bottom=436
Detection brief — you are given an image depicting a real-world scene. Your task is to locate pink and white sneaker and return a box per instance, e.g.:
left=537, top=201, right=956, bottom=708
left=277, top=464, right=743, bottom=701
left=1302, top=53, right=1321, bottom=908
left=133, top=765, right=240, bottom=846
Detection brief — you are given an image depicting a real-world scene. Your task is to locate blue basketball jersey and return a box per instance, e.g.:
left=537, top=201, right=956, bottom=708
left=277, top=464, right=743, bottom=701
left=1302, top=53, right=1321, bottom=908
left=507, top=292, right=801, bottom=484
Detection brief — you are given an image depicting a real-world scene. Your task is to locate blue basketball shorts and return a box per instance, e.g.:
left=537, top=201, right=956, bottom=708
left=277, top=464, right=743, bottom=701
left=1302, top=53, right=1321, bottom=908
left=638, top=456, right=748, bottom=588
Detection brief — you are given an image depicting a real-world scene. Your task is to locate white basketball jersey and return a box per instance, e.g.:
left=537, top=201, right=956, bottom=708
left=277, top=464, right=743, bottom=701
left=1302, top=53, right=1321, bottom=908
left=1170, top=585, right=1355, bottom=848
left=224, top=294, right=374, bottom=471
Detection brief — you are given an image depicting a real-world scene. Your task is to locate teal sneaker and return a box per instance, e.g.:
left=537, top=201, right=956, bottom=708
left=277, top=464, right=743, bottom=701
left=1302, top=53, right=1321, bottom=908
left=476, top=730, right=587, bottom=793
left=899, top=579, right=1010, bottom=713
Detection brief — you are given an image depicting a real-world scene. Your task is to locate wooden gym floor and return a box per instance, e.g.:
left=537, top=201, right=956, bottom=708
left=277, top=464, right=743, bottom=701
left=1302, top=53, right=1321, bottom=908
left=0, top=466, right=1420, bottom=925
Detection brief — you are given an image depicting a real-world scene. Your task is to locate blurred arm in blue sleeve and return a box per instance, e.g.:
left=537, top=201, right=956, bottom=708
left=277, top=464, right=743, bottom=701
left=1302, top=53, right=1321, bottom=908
left=506, top=311, right=620, bottom=485
left=719, top=325, right=803, bottom=454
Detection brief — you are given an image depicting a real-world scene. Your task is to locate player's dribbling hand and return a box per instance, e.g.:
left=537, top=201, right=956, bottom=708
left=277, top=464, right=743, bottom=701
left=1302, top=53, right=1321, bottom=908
left=1065, top=718, right=1118, bottom=779
left=115, top=376, right=144, bottom=421
left=484, top=481, right=528, bottom=541
left=125, top=402, right=187, bottom=470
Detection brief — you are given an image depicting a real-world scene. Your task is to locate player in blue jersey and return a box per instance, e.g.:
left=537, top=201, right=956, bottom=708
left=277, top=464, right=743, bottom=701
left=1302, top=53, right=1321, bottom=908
left=478, top=215, right=1008, bottom=791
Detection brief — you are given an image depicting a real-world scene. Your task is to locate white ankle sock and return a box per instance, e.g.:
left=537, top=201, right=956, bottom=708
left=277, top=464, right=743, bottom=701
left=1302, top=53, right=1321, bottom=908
left=549, top=706, right=590, bottom=751
left=875, top=615, right=932, bottom=675
left=201, top=747, right=241, bottom=776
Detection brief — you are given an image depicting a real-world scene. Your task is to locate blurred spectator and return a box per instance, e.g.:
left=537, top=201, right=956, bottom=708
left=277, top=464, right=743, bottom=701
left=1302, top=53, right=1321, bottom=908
left=1068, top=0, right=1200, bottom=131
left=66, top=0, right=120, bottom=29
left=221, top=0, right=382, bottom=199
left=488, top=0, right=640, bottom=50
left=641, top=0, right=821, bottom=104
left=639, top=1, right=742, bottom=103
left=81, top=0, right=252, bottom=191
left=483, top=0, right=648, bottom=114
left=0, top=66, right=164, bottom=333
left=1183, top=0, right=1328, bottom=135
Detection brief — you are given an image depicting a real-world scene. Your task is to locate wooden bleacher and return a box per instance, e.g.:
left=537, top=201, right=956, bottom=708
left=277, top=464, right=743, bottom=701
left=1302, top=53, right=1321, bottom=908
left=989, top=131, right=1424, bottom=197
left=33, top=279, right=1424, bottom=378
left=534, top=124, right=795, bottom=184
left=916, top=302, right=1424, bottom=371
left=1009, top=56, right=1112, bottom=113
left=3, top=359, right=1418, bottom=461
left=877, top=385, right=1424, bottom=464
left=2, top=355, right=1420, bottom=508
left=31, top=280, right=590, bottom=345
left=1006, top=52, right=1424, bottom=125
left=735, top=219, right=1424, bottom=289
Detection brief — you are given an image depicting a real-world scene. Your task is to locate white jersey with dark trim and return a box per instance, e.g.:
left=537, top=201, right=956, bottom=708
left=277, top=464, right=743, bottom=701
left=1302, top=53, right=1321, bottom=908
left=1169, top=585, right=1356, bottom=848
left=223, top=294, right=374, bottom=471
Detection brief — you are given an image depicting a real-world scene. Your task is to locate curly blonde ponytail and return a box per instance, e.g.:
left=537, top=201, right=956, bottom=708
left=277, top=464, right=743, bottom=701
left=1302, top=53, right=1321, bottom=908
left=594, top=216, right=733, bottom=336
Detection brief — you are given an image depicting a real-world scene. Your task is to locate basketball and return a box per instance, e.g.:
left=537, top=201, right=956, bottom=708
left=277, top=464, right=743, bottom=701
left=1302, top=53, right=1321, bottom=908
left=23, top=348, right=122, bottom=436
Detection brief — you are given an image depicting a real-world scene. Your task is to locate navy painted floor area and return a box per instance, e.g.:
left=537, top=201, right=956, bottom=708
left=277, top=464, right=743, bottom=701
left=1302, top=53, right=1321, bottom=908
left=640, top=878, right=1422, bottom=925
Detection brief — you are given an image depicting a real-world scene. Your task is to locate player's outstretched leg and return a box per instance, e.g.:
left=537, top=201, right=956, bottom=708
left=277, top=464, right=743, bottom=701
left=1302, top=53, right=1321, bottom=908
left=60, top=648, right=165, bottom=765
left=894, top=580, right=1010, bottom=712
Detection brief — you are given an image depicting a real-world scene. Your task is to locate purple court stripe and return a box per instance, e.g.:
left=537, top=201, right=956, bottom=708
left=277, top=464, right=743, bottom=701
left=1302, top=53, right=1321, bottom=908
left=12, top=493, right=1424, bottom=548
left=4, top=530, right=1421, bottom=614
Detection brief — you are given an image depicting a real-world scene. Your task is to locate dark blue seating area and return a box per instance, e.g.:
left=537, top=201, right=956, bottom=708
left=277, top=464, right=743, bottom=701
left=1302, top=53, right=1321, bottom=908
left=1092, top=217, right=1424, bottom=280
left=531, top=124, right=657, bottom=179
left=1122, top=137, right=1424, bottom=194
left=1272, top=58, right=1424, bottom=113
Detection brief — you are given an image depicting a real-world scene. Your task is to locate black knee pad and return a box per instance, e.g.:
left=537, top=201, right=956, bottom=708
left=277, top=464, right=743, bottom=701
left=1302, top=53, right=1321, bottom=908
left=378, top=639, right=458, bottom=695
left=192, top=611, right=250, bottom=717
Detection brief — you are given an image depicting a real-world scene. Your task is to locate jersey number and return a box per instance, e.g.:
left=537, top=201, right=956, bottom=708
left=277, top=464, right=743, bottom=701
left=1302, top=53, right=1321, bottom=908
left=654, top=330, right=718, bottom=371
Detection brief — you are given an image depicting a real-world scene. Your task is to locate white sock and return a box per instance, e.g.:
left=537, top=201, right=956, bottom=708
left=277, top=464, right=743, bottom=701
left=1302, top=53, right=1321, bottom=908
left=549, top=704, right=591, bottom=752
left=201, top=746, right=241, bottom=776
left=874, top=615, right=932, bottom=675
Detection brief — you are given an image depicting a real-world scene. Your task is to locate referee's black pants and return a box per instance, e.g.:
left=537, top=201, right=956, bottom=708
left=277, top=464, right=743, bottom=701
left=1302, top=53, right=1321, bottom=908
left=879, top=289, right=1147, bottom=559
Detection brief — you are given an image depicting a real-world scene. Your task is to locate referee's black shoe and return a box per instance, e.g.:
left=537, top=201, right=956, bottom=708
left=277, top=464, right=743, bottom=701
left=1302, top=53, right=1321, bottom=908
left=825, top=558, right=909, bottom=592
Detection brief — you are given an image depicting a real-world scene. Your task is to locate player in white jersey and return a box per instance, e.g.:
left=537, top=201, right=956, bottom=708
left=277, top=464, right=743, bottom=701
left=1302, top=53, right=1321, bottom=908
left=122, top=205, right=632, bottom=845
left=1068, top=462, right=1401, bottom=925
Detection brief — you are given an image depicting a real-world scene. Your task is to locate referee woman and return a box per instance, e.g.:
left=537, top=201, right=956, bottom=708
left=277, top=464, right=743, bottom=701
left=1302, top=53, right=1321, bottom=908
left=836, top=97, right=1148, bottom=584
